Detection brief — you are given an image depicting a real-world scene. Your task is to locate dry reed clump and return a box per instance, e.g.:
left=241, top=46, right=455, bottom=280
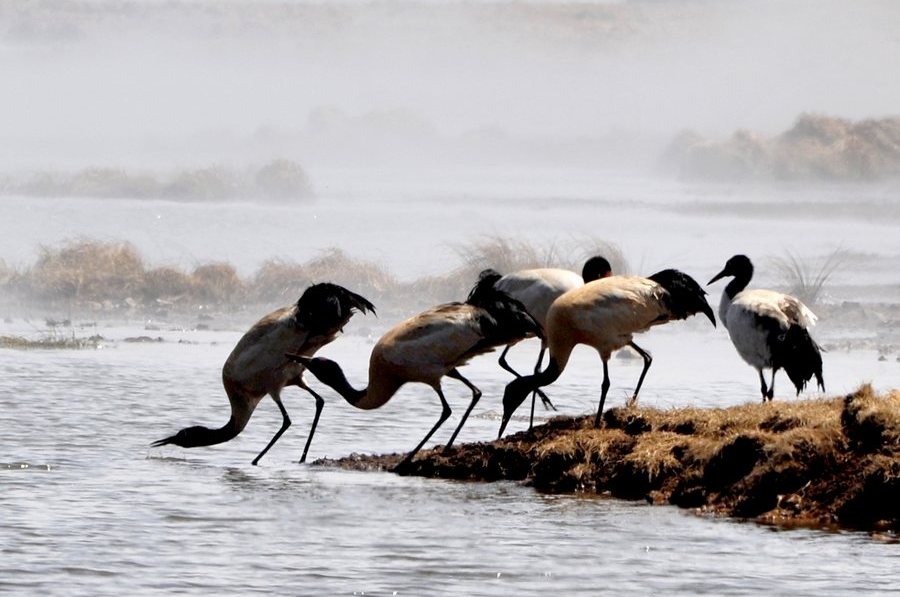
left=6, top=235, right=632, bottom=317
left=254, top=159, right=313, bottom=201
left=419, top=235, right=631, bottom=308
left=27, top=239, right=146, bottom=305
left=4, top=160, right=313, bottom=203
left=248, top=249, right=397, bottom=305
left=325, top=385, right=900, bottom=532
left=190, top=263, right=245, bottom=305
left=250, top=259, right=311, bottom=303
left=664, top=113, right=900, bottom=182
left=163, top=166, right=239, bottom=201
left=452, top=235, right=630, bottom=280
left=17, top=240, right=252, bottom=310
left=769, top=249, right=846, bottom=307
left=141, top=266, right=194, bottom=303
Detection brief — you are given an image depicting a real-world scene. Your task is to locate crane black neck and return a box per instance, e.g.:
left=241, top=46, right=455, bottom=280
left=724, top=268, right=752, bottom=299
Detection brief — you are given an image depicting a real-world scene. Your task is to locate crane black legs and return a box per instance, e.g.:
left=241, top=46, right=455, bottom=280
left=626, top=341, right=653, bottom=407
left=299, top=386, right=326, bottom=463
left=593, top=359, right=611, bottom=428
left=252, top=397, right=291, bottom=466
left=396, top=369, right=484, bottom=472
left=444, top=369, right=482, bottom=452
left=251, top=385, right=326, bottom=466
left=593, top=342, right=653, bottom=428
left=757, top=370, right=776, bottom=402
left=395, top=385, right=452, bottom=473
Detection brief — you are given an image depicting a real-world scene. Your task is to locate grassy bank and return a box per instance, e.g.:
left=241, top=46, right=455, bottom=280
left=318, top=385, right=900, bottom=535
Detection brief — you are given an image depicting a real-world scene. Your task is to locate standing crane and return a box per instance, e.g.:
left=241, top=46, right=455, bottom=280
left=152, top=283, right=375, bottom=465
left=499, top=269, right=715, bottom=438
left=494, top=256, right=613, bottom=427
left=708, top=254, right=824, bottom=401
left=288, top=270, right=541, bottom=471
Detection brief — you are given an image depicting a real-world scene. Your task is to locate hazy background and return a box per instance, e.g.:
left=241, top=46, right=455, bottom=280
left=1, top=0, right=897, bottom=317
left=3, top=0, right=899, bottom=175
left=2, top=8, right=900, bottom=594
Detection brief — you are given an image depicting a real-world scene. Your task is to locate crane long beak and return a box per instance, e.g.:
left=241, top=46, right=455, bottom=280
left=707, top=269, right=728, bottom=285
left=151, top=434, right=177, bottom=447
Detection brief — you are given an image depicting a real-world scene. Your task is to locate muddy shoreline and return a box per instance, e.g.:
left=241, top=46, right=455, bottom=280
left=315, top=385, right=900, bottom=536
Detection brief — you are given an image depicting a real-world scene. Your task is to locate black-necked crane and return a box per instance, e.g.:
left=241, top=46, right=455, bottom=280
left=708, top=254, right=824, bottom=401
left=499, top=269, right=716, bottom=438
left=493, top=256, right=613, bottom=427
left=152, top=283, right=375, bottom=465
left=287, top=270, right=542, bottom=471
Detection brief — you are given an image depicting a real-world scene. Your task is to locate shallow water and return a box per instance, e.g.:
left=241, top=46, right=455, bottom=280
left=2, top=176, right=900, bottom=594
left=2, top=319, right=899, bottom=596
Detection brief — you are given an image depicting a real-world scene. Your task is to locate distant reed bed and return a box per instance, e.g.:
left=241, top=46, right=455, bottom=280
left=0, top=160, right=313, bottom=202
left=0, top=236, right=628, bottom=319
left=663, top=114, right=900, bottom=182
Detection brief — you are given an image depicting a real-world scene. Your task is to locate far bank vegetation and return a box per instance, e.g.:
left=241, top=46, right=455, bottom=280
left=663, top=114, right=900, bottom=182
left=0, top=237, right=627, bottom=321
left=0, top=160, right=313, bottom=203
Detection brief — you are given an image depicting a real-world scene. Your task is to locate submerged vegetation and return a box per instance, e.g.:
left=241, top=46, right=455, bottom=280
left=322, top=385, right=900, bottom=534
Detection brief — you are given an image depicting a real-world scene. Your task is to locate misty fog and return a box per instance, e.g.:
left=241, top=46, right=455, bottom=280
left=1, top=0, right=898, bottom=307
left=3, top=0, right=899, bottom=174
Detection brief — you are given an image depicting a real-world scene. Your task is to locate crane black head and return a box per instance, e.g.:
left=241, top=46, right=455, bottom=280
left=648, top=269, right=716, bottom=326
left=708, top=254, right=753, bottom=286
left=295, top=283, right=376, bottom=335
left=708, top=255, right=754, bottom=298
left=498, top=375, right=534, bottom=439
left=152, top=427, right=207, bottom=448
left=582, top=255, right=612, bottom=283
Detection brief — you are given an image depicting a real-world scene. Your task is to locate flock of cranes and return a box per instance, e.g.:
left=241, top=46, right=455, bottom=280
left=154, top=254, right=825, bottom=469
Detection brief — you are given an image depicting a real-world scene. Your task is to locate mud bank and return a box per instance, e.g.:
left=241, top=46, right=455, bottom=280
left=316, top=385, right=900, bottom=534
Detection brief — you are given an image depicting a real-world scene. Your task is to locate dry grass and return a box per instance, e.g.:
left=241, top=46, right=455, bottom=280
left=2, top=236, right=630, bottom=317
left=665, top=114, right=900, bottom=182
left=27, top=239, right=146, bottom=303
left=452, top=234, right=630, bottom=278
left=190, top=263, right=245, bottom=304
left=141, top=266, right=194, bottom=302
left=326, top=385, right=900, bottom=533
left=0, top=333, right=102, bottom=350
left=249, top=249, right=396, bottom=305
left=4, top=160, right=313, bottom=202
left=770, top=249, right=846, bottom=307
